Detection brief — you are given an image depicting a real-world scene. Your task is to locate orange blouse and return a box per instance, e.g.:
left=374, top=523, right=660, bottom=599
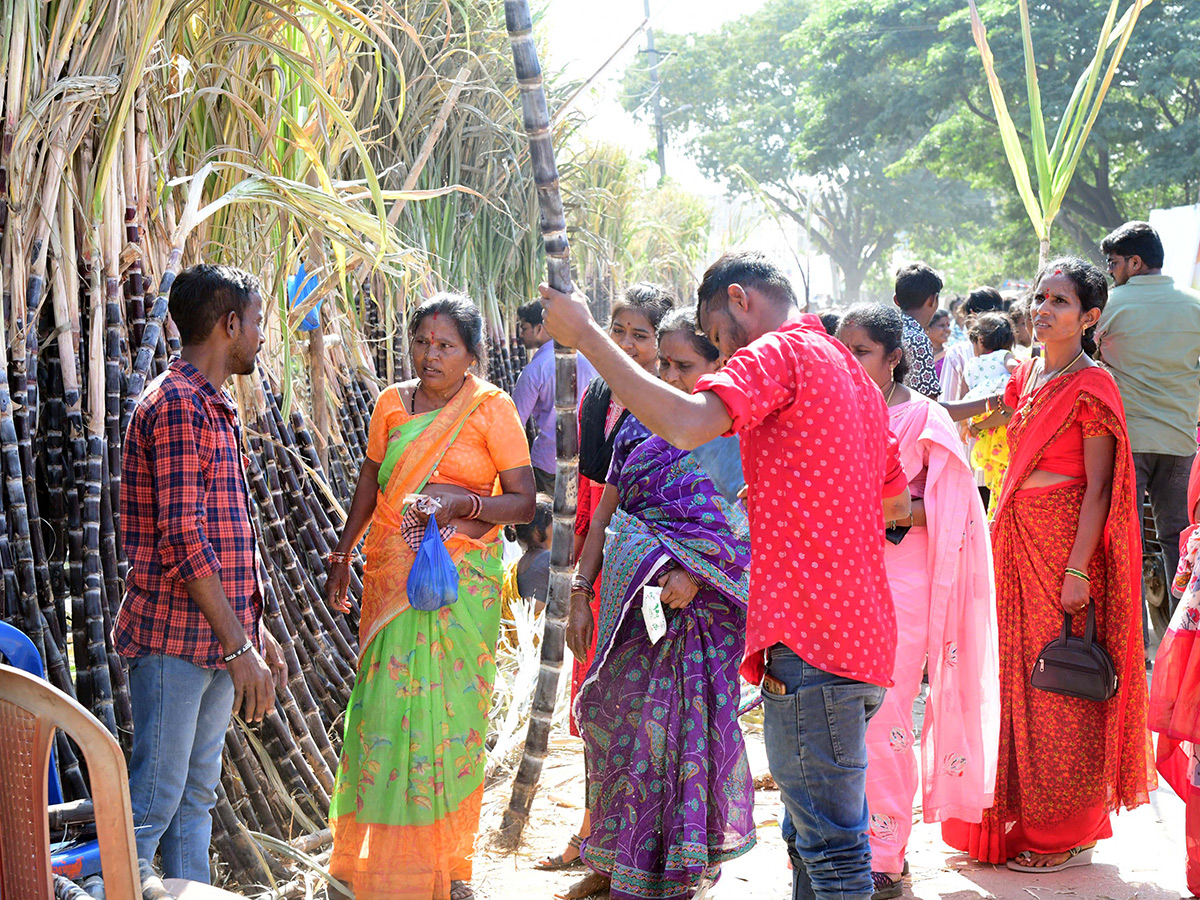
left=366, top=382, right=531, bottom=496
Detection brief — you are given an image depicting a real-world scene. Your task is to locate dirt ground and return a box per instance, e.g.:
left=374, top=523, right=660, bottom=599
left=474, top=716, right=1190, bottom=900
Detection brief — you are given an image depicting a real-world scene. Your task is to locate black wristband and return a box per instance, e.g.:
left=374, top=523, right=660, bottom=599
left=222, top=639, right=254, bottom=664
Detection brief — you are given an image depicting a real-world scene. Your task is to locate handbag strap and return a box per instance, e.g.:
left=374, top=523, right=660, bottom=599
left=1058, top=601, right=1098, bottom=650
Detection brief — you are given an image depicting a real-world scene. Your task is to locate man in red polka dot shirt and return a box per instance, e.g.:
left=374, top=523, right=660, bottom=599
left=540, top=251, right=910, bottom=900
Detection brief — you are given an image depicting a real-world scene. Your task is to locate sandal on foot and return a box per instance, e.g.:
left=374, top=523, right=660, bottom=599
left=1006, top=845, right=1094, bottom=873
left=535, top=834, right=585, bottom=871
left=871, top=871, right=903, bottom=900
left=450, top=881, right=475, bottom=900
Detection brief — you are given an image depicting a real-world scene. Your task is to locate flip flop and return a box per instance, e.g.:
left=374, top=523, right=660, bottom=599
left=1006, top=845, right=1094, bottom=873
left=535, top=834, right=584, bottom=871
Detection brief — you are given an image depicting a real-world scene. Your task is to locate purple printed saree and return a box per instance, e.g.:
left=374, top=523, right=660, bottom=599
left=576, top=417, right=756, bottom=899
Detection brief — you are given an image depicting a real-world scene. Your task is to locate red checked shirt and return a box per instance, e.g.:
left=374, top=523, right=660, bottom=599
left=115, top=359, right=263, bottom=668
left=695, top=316, right=907, bottom=688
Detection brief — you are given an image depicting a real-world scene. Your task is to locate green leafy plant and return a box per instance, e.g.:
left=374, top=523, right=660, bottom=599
left=967, top=0, right=1153, bottom=263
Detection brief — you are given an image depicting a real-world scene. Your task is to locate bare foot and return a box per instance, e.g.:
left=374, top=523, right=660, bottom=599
left=450, top=881, right=475, bottom=900
left=553, top=871, right=610, bottom=900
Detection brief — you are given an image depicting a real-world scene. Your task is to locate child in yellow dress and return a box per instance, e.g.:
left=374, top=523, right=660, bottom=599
left=963, top=312, right=1019, bottom=516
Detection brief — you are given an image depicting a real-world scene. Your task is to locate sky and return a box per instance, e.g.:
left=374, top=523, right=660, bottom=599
left=540, top=0, right=768, bottom=194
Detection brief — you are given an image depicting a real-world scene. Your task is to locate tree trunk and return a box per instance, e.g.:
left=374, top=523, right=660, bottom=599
left=497, top=0, right=578, bottom=850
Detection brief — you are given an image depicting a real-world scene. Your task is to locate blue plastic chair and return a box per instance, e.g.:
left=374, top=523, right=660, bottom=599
left=0, top=621, right=103, bottom=879
left=0, top=621, right=63, bottom=804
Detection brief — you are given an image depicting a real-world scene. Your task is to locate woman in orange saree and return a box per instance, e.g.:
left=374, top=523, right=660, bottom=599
left=324, top=294, right=535, bottom=900
left=943, top=258, right=1153, bottom=871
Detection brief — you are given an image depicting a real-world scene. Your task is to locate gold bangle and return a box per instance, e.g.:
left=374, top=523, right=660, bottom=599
left=1064, top=567, right=1090, bottom=583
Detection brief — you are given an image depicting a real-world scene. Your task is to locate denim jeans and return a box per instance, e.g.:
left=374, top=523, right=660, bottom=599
left=763, top=644, right=886, bottom=900
left=127, top=654, right=234, bottom=882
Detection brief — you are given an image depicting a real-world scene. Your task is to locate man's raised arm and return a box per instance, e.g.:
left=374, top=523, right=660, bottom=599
left=539, top=284, right=731, bottom=449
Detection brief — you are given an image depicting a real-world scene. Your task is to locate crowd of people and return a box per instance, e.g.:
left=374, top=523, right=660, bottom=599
left=109, top=218, right=1200, bottom=900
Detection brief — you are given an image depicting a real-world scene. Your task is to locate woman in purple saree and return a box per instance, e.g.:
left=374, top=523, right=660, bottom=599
left=562, top=308, right=755, bottom=900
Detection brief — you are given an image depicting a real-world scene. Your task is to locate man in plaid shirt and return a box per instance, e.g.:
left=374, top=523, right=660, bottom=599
left=115, top=264, right=286, bottom=882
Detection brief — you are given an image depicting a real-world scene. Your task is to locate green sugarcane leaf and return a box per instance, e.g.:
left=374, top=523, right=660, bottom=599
left=1048, top=0, right=1151, bottom=217
left=967, top=0, right=1046, bottom=239
left=1048, top=0, right=1124, bottom=174
left=1018, top=0, right=1052, bottom=207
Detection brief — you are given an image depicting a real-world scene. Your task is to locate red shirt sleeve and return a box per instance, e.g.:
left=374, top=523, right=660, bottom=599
left=695, top=332, right=799, bottom=435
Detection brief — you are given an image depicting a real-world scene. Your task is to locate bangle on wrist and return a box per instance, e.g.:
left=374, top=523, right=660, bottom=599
left=464, top=493, right=484, bottom=521
left=327, top=550, right=353, bottom=566
left=1064, top=567, right=1090, bottom=584
left=222, top=639, right=254, bottom=664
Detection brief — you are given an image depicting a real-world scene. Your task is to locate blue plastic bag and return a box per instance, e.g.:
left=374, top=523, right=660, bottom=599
left=406, top=515, right=459, bottom=611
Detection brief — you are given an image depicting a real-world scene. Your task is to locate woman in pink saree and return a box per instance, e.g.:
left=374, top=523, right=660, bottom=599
left=839, top=305, right=999, bottom=898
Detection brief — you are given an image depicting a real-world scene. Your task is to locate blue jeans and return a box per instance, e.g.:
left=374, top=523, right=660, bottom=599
left=127, top=654, right=234, bottom=882
left=762, top=644, right=885, bottom=900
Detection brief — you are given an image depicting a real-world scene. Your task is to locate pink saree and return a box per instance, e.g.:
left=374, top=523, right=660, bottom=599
left=866, top=398, right=999, bottom=871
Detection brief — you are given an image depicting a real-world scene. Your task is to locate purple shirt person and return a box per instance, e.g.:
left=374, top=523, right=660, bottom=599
left=512, top=299, right=596, bottom=491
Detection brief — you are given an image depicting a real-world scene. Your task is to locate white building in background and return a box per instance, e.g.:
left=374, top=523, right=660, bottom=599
left=1149, top=204, right=1200, bottom=291
left=704, top=193, right=840, bottom=309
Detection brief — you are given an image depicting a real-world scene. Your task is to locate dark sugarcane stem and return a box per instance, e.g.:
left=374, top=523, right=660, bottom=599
left=0, top=486, right=18, bottom=621
left=99, top=458, right=121, bottom=620
left=125, top=207, right=145, bottom=347
left=261, top=576, right=339, bottom=769
left=39, top=343, right=71, bottom=641
left=246, top=456, right=355, bottom=688
left=249, top=571, right=336, bottom=792
left=499, top=0, right=579, bottom=847
left=54, top=732, right=89, bottom=800
left=104, top=273, right=124, bottom=578
left=82, top=435, right=118, bottom=736
left=66, top=421, right=89, bottom=710
left=258, top=409, right=361, bottom=658
left=122, top=246, right=181, bottom=434
left=221, top=763, right=265, bottom=836
left=264, top=401, right=360, bottom=645
left=274, top=590, right=347, bottom=723
left=258, top=709, right=331, bottom=821
left=212, top=781, right=286, bottom=883
left=267, top=696, right=335, bottom=798
left=365, top=280, right=387, bottom=378
left=267, top=563, right=347, bottom=717
left=19, top=277, right=65, bottom=654
left=1, top=378, right=75, bottom=695
left=224, top=727, right=285, bottom=838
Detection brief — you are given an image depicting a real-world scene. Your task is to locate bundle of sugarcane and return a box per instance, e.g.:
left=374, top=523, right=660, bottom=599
left=1, top=0, right=610, bottom=890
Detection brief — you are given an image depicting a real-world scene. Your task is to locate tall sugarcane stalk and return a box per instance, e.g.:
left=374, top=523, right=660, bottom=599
left=498, top=0, right=578, bottom=848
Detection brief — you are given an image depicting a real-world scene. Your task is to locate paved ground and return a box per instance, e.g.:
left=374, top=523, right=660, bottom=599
left=476, top=723, right=1190, bottom=900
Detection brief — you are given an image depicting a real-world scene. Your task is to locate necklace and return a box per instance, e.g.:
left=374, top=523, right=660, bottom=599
left=1039, top=347, right=1086, bottom=384
left=884, top=380, right=897, bottom=405
left=409, top=379, right=422, bottom=414
left=1020, top=347, right=1087, bottom=415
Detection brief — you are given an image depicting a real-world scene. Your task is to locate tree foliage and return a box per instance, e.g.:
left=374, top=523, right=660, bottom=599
left=622, top=0, right=1200, bottom=289
left=793, top=0, right=1200, bottom=266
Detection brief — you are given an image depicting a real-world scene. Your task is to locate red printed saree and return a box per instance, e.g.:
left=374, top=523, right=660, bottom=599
left=943, top=363, right=1153, bottom=863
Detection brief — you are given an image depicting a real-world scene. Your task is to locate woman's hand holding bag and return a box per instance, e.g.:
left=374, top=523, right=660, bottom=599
left=405, top=496, right=460, bottom=612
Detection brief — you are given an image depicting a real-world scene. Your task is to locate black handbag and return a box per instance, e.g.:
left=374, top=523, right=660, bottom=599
left=1029, top=604, right=1118, bottom=703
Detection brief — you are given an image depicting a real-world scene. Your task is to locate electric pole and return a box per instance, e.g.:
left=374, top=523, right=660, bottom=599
left=644, top=0, right=667, bottom=184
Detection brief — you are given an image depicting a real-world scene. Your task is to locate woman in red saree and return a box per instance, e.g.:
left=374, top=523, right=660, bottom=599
left=943, top=257, right=1154, bottom=871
